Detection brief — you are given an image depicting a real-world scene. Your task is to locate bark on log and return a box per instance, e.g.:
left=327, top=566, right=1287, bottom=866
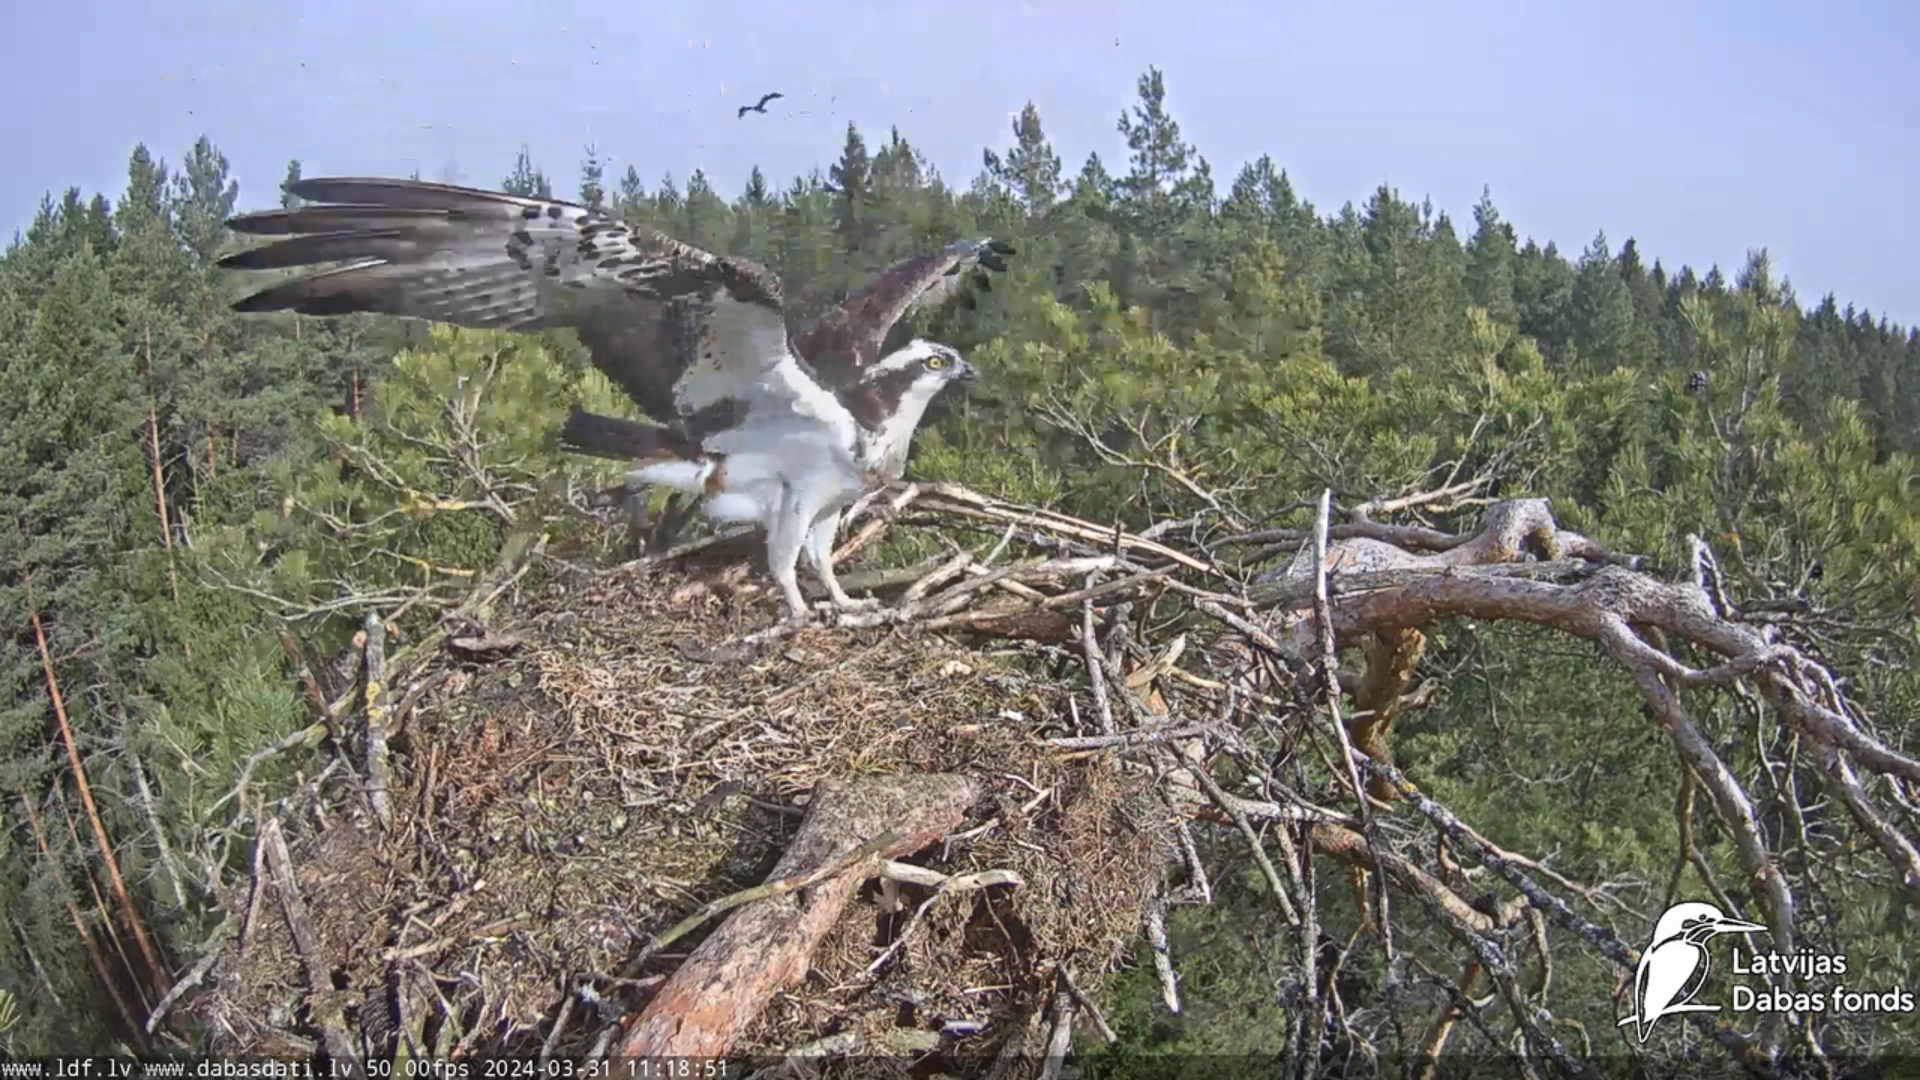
left=615, top=773, right=981, bottom=1058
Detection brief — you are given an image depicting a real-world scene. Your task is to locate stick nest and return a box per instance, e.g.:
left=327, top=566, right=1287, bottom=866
left=174, top=483, right=1919, bottom=1076
left=193, top=559, right=1171, bottom=1059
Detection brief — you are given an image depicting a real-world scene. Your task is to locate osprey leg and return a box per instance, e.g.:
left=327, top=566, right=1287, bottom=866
left=765, top=485, right=812, bottom=622
left=804, top=509, right=880, bottom=610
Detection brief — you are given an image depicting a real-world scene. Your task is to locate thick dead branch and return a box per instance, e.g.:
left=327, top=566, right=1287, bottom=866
left=623, top=830, right=906, bottom=975
left=361, top=613, right=395, bottom=830
left=258, top=818, right=355, bottom=1061
left=1195, top=495, right=1912, bottom=1071
left=1142, top=897, right=1181, bottom=1015
left=615, top=774, right=980, bottom=1059
left=1040, top=984, right=1076, bottom=1080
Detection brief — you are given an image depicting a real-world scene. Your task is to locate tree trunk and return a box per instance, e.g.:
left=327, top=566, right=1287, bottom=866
left=26, top=581, right=170, bottom=1005
left=616, top=774, right=980, bottom=1058
left=141, top=321, right=185, bottom=625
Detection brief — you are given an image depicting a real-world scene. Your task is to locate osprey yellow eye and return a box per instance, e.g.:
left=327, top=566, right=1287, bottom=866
left=926, top=354, right=948, bottom=369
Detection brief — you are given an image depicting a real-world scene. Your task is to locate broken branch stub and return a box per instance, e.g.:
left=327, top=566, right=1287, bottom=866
left=614, top=774, right=981, bottom=1059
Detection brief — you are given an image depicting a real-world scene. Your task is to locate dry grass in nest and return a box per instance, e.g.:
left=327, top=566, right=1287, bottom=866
left=197, top=558, right=1173, bottom=1059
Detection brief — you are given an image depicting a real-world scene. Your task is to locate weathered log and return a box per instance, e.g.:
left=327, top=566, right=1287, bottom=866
left=615, top=773, right=981, bottom=1058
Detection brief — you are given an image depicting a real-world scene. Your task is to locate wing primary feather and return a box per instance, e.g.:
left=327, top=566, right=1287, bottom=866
left=218, top=230, right=419, bottom=270
left=284, top=177, right=571, bottom=215
left=221, top=175, right=810, bottom=432
left=789, top=236, right=1016, bottom=384
left=227, top=205, right=466, bottom=237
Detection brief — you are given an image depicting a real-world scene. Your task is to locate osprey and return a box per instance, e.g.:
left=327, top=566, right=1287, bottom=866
left=218, top=177, right=1012, bottom=623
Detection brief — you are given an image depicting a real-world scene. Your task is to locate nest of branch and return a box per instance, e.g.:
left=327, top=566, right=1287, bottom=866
left=191, top=552, right=1171, bottom=1060
left=171, top=479, right=1920, bottom=1077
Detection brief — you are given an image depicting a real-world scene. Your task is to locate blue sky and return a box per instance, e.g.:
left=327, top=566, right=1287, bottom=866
left=8, top=0, right=1918, bottom=323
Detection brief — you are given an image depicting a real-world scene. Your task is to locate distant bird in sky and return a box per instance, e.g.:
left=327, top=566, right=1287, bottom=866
left=737, top=91, right=784, bottom=118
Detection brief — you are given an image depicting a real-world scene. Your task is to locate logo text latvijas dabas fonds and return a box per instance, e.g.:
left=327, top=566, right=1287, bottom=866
left=1619, top=901, right=1914, bottom=1043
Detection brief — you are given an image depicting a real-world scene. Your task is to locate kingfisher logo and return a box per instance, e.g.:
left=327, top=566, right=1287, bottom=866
left=1618, top=901, right=1766, bottom=1042
left=1619, top=901, right=1910, bottom=1043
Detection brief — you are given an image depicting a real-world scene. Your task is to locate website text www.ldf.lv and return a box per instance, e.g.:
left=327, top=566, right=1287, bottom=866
left=1, top=1062, right=195, bottom=1080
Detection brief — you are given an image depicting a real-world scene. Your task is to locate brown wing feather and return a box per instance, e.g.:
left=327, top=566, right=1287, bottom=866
left=222, top=177, right=795, bottom=425
left=790, top=238, right=1013, bottom=386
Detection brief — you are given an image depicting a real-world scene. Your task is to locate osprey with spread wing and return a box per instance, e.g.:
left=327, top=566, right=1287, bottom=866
left=219, top=177, right=1013, bottom=623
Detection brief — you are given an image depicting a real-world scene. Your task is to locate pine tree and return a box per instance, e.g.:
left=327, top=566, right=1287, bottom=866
left=1514, top=239, right=1576, bottom=361
left=578, top=146, right=606, bottom=212
left=1047, top=153, right=1120, bottom=303
left=616, top=165, right=646, bottom=221
left=279, top=160, right=304, bottom=209
left=501, top=146, right=552, bottom=199
left=871, top=128, right=924, bottom=196
left=652, top=172, right=683, bottom=222
left=682, top=169, right=727, bottom=251
left=742, top=165, right=772, bottom=210
left=731, top=167, right=774, bottom=260
left=1220, top=157, right=1273, bottom=236
left=1464, top=187, right=1520, bottom=326
left=170, top=138, right=238, bottom=264
left=985, top=102, right=1063, bottom=219
left=1321, top=185, right=1463, bottom=376
left=1569, top=231, right=1641, bottom=372
left=828, top=124, right=872, bottom=252
left=1115, top=67, right=1199, bottom=240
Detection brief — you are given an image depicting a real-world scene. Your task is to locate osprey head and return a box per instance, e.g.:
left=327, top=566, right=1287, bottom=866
left=870, top=338, right=976, bottom=391
left=853, top=339, right=976, bottom=478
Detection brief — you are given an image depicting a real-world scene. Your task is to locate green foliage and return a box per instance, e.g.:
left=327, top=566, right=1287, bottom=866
left=201, top=324, right=631, bottom=650
left=0, top=985, right=19, bottom=1050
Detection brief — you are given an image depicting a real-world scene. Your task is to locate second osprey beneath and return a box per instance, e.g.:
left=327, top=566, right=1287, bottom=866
left=219, top=177, right=1013, bottom=624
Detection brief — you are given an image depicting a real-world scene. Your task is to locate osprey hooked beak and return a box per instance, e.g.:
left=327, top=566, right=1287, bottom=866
left=954, top=358, right=980, bottom=386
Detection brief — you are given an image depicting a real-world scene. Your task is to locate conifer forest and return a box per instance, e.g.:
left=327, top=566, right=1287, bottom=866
left=1, top=68, right=1918, bottom=1077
